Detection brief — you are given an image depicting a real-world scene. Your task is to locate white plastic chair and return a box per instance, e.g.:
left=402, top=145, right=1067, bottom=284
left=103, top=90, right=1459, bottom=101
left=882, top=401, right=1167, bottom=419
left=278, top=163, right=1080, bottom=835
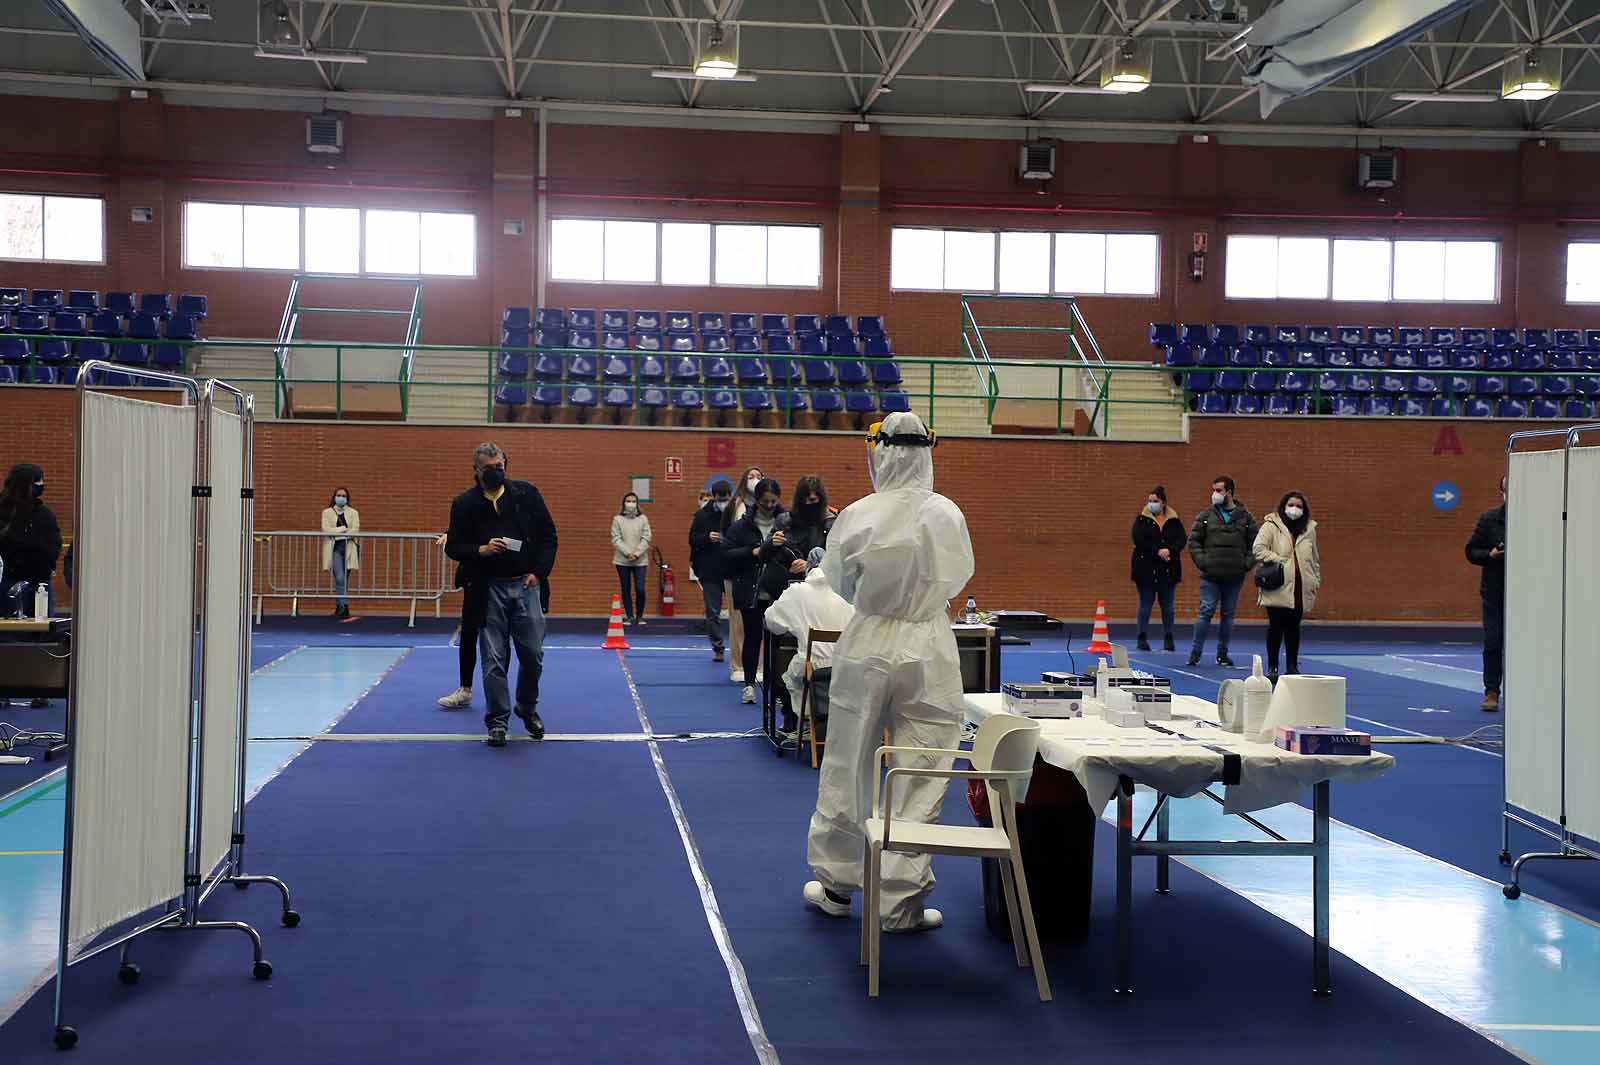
left=860, top=713, right=1050, bottom=1001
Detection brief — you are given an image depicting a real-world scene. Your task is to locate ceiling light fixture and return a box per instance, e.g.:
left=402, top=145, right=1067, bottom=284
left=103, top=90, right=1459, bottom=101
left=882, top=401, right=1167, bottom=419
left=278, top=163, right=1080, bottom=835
left=255, top=47, right=368, bottom=64
left=1022, top=83, right=1126, bottom=95
left=1390, top=92, right=1500, bottom=103
left=1100, top=38, right=1153, bottom=93
left=1501, top=47, right=1561, bottom=101
left=264, top=1, right=298, bottom=47
left=651, top=70, right=757, bottom=83
left=694, top=21, right=740, bottom=79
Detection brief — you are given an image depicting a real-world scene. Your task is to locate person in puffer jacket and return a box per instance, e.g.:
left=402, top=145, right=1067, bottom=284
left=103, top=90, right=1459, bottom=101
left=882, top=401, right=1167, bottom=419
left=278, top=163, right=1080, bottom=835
left=1253, top=490, right=1321, bottom=682
left=1186, top=474, right=1258, bottom=668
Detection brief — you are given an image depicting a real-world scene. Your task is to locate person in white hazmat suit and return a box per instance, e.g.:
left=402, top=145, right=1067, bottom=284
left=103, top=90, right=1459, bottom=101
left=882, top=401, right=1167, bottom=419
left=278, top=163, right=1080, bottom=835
left=803, top=411, right=975, bottom=932
left=764, top=547, right=856, bottom=738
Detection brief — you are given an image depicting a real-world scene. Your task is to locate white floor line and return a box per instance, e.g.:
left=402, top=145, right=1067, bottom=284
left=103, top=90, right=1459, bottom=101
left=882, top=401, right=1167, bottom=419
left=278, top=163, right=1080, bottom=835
left=1388, top=654, right=1483, bottom=674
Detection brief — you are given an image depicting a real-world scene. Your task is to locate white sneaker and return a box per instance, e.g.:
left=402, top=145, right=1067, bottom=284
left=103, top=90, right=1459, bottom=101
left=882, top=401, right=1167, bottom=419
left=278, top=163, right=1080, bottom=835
left=885, top=908, right=943, bottom=934
left=803, top=881, right=850, bottom=917
left=742, top=685, right=756, bottom=704
left=756, top=669, right=764, bottom=683
left=437, top=687, right=472, bottom=709
left=730, top=669, right=746, bottom=684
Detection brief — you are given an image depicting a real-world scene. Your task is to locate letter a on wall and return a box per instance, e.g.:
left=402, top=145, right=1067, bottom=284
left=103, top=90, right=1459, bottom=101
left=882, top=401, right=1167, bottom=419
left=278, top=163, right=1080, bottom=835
left=1433, top=426, right=1464, bottom=456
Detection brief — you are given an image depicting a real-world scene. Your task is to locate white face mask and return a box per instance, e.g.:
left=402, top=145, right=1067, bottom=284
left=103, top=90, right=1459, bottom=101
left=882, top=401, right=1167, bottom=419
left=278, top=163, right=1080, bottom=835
left=334, top=496, right=348, bottom=507
left=713, top=498, right=729, bottom=511
left=1146, top=500, right=1162, bottom=514
left=1211, top=491, right=1226, bottom=506
left=1284, top=506, right=1304, bottom=521
left=746, top=476, right=761, bottom=492
left=624, top=502, right=638, bottom=515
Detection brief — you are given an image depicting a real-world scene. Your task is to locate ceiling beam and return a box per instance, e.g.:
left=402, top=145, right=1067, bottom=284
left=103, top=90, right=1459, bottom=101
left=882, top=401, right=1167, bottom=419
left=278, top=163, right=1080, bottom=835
left=861, top=0, right=957, bottom=112
left=818, top=0, right=863, bottom=109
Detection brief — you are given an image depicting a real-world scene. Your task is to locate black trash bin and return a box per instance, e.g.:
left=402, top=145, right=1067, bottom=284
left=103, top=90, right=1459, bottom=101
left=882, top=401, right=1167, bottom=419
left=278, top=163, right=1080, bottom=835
left=968, top=757, right=1096, bottom=943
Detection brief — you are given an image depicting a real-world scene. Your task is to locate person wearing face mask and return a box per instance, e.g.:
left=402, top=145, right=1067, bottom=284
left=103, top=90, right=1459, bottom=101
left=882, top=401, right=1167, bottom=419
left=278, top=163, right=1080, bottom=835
left=1465, top=475, right=1508, bottom=712
left=0, top=462, right=61, bottom=627
left=1253, top=491, right=1321, bottom=682
left=690, top=477, right=735, bottom=662
left=1186, top=475, right=1258, bottom=668
left=611, top=492, right=653, bottom=626
left=1130, top=485, right=1186, bottom=652
left=722, top=465, right=765, bottom=684
left=445, top=442, right=559, bottom=747
left=723, top=477, right=786, bottom=706
left=320, top=487, right=361, bottom=620
left=803, top=413, right=973, bottom=934
left=764, top=547, right=855, bottom=743
left=756, top=475, right=833, bottom=605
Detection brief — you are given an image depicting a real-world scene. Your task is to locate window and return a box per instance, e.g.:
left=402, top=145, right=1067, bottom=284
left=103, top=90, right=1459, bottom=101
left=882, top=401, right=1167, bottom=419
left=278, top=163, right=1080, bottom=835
left=0, top=194, right=104, bottom=263
left=549, top=218, right=822, bottom=288
left=1227, top=234, right=1497, bottom=302
left=1568, top=242, right=1600, bottom=303
left=182, top=200, right=475, bottom=277
left=891, top=227, right=1158, bottom=295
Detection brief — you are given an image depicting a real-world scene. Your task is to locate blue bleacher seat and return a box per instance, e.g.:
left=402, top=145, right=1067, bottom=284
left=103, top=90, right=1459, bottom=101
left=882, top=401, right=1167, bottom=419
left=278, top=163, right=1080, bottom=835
left=1462, top=397, right=1494, bottom=417
left=0, top=288, right=26, bottom=310
left=1583, top=353, right=1600, bottom=372
left=51, top=312, right=85, bottom=335
left=1260, top=394, right=1293, bottom=415
left=1326, top=395, right=1358, bottom=416
left=872, top=361, right=902, bottom=387
left=1398, top=327, right=1425, bottom=347
left=1523, top=328, right=1551, bottom=348
left=640, top=386, right=669, bottom=411
left=702, top=334, right=731, bottom=354
left=1529, top=398, right=1560, bottom=418
left=1565, top=400, right=1595, bottom=418
left=0, top=363, right=17, bottom=384
left=1515, top=350, right=1546, bottom=371
left=150, top=345, right=182, bottom=369
left=531, top=353, right=562, bottom=379
left=703, top=357, right=735, bottom=383
left=1363, top=397, right=1395, bottom=416
left=1187, top=372, right=1214, bottom=392
left=604, top=355, right=633, bottom=381
left=1421, top=349, right=1449, bottom=370
left=534, top=326, right=566, bottom=348
left=1348, top=374, right=1375, bottom=394
left=33, top=338, right=66, bottom=362
left=75, top=339, right=107, bottom=361
left=165, top=315, right=199, bottom=341
left=1272, top=326, right=1300, bottom=344
left=1180, top=323, right=1210, bottom=347
left=602, top=330, right=629, bottom=351
left=1509, top=375, right=1539, bottom=396
left=638, top=356, right=666, bottom=382
left=1460, top=328, right=1488, bottom=348
left=568, top=384, right=598, bottom=409
left=528, top=384, right=561, bottom=410
left=1549, top=351, right=1578, bottom=372
left=66, top=290, right=98, bottom=312
left=114, top=343, right=149, bottom=366
left=535, top=308, right=565, bottom=330
left=706, top=388, right=738, bottom=412
left=729, top=313, right=758, bottom=334
left=665, top=311, right=694, bottom=333
left=804, top=359, right=836, bottom=386
left=667, top=334, right=697, bottom=353
left=1489, top=328, right=1516, bottom=348
left=1554, top=329, right=1583, bottom=349
left=1230, top=345, right=1261, bottom=368
left=1209, top=324, right=1239, bottom=347
left=1324, top=347, right=1353, bottom=368
left=767, top=334, right=796, bottom=356
left=794, top=314, right=822, bottom=335
left=1164, top=346, right=1196, bottom=368
left=101, top=292, right=133, bottom=317
left=735, top=358, right=767, bottom=384
left=768, top=359, right=802, bottom=386
left=836, top=360, right=869, bottom=388
left=1260, top=345, right=1290, bottom=369
left=1317, top=372, right=1346, bottom=394
left=633, top=331, right=663, bottom=352
left=760, top=313, right=789, bottom=334
left=1429, top=327, right=1458, bottom=347
left=857, top=316, right=885, bottom=338
left=174, top=294, right=205, bottom=320
left=566, top=354, right=598, bottom=379
left=863, top=336, right=893, bottom=358
left=1293, top=348, right=1323, bottom=369
left=502, top=327, right=531, bottom=349
left=1499, top=399, right=1528, bottom=418
left=774, top=390, right=808, bottom=415
left=634, top=311, right=662, bottom=331
left=496, top=383, right=528, bottom=407
left=1580, top=375, right=1600, bottom=396
left=1232, top=394, right=1262, bottom=414
left=797, top=335, right=827, bottom=357
left=1279, top=372, right=1310, bottom=394
left=1240, top=325, right=1268, bottom=345
left=669, top=356, right=700, bottom=383
left=1214, top=371, right=1246, bottom=392
left=1197, top=344, right=1228, bottom=368
left=1428, top=398, right=1456, bottom=417
left=504, top=307, right=532, bottom=330
left=1196, top=393, right=1229, bottom=414
left=14, top=309, right=46, bottom=333
left=603, top=386, right=634, bottom=411
left=1543, top=376, right=1574, bottom=396
left=1452, top=350, right=1482, bottom=370
left=1357, top=348, right=1387, bottom=369
left=569, top=331, right=597, bottom=350
left=31, top=289, right=63, bottom=311
left=1397, top=398, right=1428, bottom=417
left=733, top=333, right=761, bottom=355
left=673, top=387, right=704, bottom=411
left=1446, top=375, right=1473, bottom=396
left=1477, top=376, right=1507, bottom=396
left=1586, top=330, right=1600, bottom=349
left=1412, top=376, right=1440, bottom=395
left=21, top=364, right=58, bottom=384
left=1336, top=326, right=1366, bottom=346
left=1379, top=374, right=1407, bottom=394
left=1484, top=350, right=1514, bottom=371
left=87, top=311, right=121, bottom=337
left=1247, top=371, right=1278, bottom=393
left=843, top=389, right=877, bottom=416
left=823, top=315, right=853, bottom=337
left=138, top=293, right=172, bottom=318
left=740, top=388, right=773, bottom=412
left=828, top=335, right=859, bottom=358
left=810, top=389, right=843, bottom=416
left=567, top=309, right=596, bottom=330
left=878, top=390, right=912, bottom=414
left=699, top=313, right=727, bottom=333
left=1370, top=327, right=1396, bottom=347
left=1305, top=326, right=1333, bottom=345
left=601, top=310, right=629, bottom=330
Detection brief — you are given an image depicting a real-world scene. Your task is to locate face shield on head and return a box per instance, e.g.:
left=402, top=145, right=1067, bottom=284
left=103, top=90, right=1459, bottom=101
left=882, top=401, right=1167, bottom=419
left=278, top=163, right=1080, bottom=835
left=865, top=413, right=937, bottom=491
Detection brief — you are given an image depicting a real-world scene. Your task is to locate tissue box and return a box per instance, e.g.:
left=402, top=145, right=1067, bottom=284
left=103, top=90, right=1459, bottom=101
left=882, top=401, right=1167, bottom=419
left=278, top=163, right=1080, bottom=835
left=1002, top=683, right=1085, bottom=719
left=1042, top=671, right=1093, bottom=687
left=1104, top=706, right=1146, bottom=728
left=1107, top=684, right=1172, bottom=721
left=1274, top=726, right=1372, bottom=756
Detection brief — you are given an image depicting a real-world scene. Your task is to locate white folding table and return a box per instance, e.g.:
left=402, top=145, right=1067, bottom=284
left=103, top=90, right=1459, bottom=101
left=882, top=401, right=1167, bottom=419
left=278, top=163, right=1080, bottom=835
left=965, top=692, right=1395, bottom=995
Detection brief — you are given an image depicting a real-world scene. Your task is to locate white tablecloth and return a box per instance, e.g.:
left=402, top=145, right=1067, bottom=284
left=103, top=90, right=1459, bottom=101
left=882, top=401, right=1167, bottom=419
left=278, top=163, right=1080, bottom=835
left=966, top=693, right=1395, bottom=815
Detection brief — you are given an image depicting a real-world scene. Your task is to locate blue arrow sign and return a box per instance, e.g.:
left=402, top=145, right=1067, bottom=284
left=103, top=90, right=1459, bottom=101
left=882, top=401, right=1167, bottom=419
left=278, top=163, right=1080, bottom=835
left=1431, top=481, right=1460, bottom=511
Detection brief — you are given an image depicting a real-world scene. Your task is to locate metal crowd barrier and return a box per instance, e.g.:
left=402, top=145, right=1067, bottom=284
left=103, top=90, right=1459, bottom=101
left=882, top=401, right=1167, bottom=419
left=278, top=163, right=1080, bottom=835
left=251, top=530, right=451, bottom=626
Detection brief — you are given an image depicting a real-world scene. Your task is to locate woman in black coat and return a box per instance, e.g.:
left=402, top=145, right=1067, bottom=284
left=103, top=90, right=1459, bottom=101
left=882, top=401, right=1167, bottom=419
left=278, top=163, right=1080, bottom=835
left=722, top=478, right=787, bottom=705
left=1130, top=484, right=1186, bottom=652
left=0, top=462, right=62, bottom=616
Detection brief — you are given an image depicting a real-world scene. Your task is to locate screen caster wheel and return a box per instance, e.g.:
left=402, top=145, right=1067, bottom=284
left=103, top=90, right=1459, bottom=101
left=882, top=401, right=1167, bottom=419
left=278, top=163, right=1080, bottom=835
left=1503, top=883, right=1522, bottom=900
left=117, top=963, right=141, bottom=986
left=281, top=910, right=301, bottom=928
left=1498, top=850, right=1512, bottom=866
left=54, top=1025, right=79, bottom=1050
left=253, top=960, right=273, bottom=980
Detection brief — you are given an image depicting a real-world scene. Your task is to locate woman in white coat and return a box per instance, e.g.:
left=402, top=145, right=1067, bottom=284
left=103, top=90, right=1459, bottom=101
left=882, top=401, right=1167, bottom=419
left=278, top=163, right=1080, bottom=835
left=321, top=488, right=360, bottom=619
left=1252, top=490, right=1320, bottom=681
left=611, top=491, right=653, bottom=625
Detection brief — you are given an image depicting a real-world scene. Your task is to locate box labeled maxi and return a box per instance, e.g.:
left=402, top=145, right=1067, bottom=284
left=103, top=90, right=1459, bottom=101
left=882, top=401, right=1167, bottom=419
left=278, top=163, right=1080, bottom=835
left=1274, top=726, right=1372, bottom=757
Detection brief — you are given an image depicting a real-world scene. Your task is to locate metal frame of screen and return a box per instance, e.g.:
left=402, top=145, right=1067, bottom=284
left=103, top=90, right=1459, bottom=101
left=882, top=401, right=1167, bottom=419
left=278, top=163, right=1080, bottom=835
left=1499, top=422, right=1600, bottom=902
left=50, top=364, right=285, bottom=1052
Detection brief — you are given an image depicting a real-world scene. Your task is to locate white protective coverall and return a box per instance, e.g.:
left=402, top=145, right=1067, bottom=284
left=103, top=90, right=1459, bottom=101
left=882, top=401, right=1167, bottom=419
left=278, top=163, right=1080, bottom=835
left=763, top=553, right=856, bottom=722
left=806, top=411, right=975, bottom=929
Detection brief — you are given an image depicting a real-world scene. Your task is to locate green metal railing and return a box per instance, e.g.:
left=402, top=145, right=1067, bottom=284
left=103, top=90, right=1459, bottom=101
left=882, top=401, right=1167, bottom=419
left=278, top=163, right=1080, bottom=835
left=960, top=293, right=1115, bottom=436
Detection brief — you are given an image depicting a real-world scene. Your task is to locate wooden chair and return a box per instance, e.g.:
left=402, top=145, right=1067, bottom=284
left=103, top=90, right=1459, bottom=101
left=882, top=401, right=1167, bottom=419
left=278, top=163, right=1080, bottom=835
left=800, top=627, right=841, bottom=768
left=860, top=714, right=1049, bottom=1001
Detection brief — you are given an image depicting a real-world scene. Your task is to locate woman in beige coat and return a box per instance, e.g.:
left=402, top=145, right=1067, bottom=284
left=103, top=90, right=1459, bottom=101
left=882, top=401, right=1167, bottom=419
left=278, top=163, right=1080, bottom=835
left=1252, top=490, right=1320, bottom=681
left=611, top=491, right=653, bottom=625
left=321, top=488, right=360, bottom=619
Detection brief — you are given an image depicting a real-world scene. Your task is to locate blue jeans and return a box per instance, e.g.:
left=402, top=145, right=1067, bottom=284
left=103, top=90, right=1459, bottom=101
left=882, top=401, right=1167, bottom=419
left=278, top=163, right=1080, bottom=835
left=1190, top=576, right=1243, bottom=658
left=480, top=577, right=547, bottom=730
left=330, top=541, right=348, bottom=608
left=1135, top=580, right=1176, bottom=638
left=616, top=563, right=647, bottom=620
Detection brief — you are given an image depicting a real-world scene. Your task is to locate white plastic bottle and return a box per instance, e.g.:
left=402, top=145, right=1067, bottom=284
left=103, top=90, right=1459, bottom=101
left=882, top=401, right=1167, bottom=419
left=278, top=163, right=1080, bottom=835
left=1243, top=654, right=1273, bottom=741
left=33, top=583, right=49, bottom=620
left=964, top=595, right=977, bottom=623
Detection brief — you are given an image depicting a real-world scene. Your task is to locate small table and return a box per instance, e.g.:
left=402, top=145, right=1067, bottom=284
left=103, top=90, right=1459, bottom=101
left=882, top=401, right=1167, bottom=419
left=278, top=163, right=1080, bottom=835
left=965, top=692, right=1395, bottom=995
left=0, top=617, right=72, bottom=761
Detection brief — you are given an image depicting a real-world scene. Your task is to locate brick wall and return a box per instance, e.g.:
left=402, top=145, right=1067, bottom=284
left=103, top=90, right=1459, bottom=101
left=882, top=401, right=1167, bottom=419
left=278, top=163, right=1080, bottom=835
left=3, top=384, right=1543, bottom=623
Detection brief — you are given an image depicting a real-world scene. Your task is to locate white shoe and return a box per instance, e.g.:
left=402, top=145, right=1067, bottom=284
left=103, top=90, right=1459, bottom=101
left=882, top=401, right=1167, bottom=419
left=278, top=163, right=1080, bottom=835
left=885, top=908, right=944, bottom=934
left=730, top=669, right=746, bottom=684
left=437, top=687, right=472, bottom=709
left=742, top=685, right=756, bottom=704
left=756, top=669, right=764, bottom=683
left=803, top=881, right=850, bottom=918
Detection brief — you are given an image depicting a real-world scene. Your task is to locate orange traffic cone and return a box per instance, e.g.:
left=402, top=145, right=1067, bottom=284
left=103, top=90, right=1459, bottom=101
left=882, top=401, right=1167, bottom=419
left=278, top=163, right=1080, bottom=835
left=602, top=594, right=630, bottom=650
left=1085, top=600, right=1114, bottom=654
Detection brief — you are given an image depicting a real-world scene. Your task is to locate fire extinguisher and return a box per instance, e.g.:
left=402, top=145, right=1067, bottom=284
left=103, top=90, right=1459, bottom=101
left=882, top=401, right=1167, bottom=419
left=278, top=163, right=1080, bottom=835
left=654, top=547, right=676, bottom=617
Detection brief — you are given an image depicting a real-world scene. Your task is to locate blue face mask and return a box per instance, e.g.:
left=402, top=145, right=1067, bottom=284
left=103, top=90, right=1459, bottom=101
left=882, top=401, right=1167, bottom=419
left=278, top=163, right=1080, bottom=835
left=334, top=496, right=348, bottom=507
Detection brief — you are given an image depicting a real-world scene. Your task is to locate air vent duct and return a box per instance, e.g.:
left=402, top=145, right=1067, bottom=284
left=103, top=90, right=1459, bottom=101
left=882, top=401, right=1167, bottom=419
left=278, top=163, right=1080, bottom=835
left=1019, top=141, right=1056, bottom=181
left=306, top=114, right=345, bottom=156
left=1358, top=151, right=1398, bottom=189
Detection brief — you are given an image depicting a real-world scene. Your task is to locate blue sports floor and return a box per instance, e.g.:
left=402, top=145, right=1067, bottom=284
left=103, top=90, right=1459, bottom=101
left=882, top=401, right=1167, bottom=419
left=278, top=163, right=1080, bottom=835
left=1, top=617, right=1596, bottom=1064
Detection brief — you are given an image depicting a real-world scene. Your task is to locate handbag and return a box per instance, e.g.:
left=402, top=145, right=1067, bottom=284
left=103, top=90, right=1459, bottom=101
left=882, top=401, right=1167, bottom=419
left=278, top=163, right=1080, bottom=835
left=1254, top=560, right=1285, bottom=590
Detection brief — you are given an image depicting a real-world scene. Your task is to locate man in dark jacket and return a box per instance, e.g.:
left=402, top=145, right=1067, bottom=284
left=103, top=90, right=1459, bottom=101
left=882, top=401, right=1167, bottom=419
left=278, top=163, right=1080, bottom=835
left=1465, top=476, right=1507, bottom=712
left=1186, top=474, right=1258, bottom=667
left=689, top=477, right=734, bottom=663
left=445, top=442, right=558, bottom=747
